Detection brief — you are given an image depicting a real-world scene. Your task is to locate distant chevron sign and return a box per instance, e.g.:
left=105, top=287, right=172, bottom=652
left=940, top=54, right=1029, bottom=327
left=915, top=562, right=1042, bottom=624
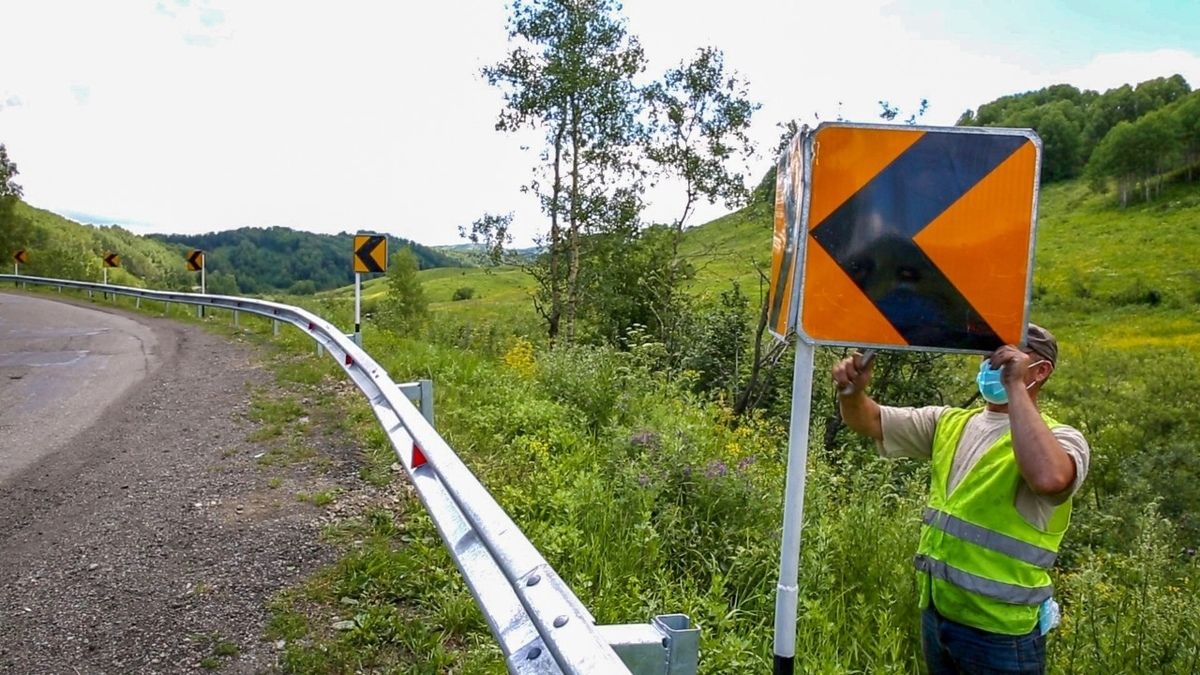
left=354, top=234, right=387, bottom=274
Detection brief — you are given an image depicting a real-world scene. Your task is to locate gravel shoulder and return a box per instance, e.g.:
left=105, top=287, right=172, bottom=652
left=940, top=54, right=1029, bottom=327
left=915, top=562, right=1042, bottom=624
left=0, top=296, right=365, bottom=674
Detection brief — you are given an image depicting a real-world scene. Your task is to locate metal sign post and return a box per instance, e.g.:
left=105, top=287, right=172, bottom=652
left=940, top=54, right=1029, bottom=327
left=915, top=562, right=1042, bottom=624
left=773, top=339, right=815, bottom=675
left=354, top=272, right=362, bottom=347
left=187, top=250, right=206, bottom=318
left=768, top=122, right=1043, bottom=675
left=352, top=233, right=387, bottom=349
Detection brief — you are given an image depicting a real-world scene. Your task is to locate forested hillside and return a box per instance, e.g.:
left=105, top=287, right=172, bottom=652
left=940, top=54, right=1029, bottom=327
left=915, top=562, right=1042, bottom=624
left=7, top=201, right=193, bottom=289
left=960, top=74, right=1200, bottom=202
left=151, top=228, right=465, bottom=295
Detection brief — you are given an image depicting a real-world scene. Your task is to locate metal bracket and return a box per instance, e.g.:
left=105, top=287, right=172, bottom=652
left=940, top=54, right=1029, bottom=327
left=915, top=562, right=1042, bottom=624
left=597, top=615, right=699, bottom=675
left=397, top=379, right=434, bottom=424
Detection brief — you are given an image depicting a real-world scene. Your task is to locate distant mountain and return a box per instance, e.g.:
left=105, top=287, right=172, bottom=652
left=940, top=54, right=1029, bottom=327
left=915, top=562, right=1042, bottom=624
left=151, top=227, right=467, bottom=295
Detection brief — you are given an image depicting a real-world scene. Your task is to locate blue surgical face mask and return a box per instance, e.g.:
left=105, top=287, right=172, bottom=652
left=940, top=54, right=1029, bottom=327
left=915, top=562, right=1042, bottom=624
left=976, top=359, right=1047, bottom=405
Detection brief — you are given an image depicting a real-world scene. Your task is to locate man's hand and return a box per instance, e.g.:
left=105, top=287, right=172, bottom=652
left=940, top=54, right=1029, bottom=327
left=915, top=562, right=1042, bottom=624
left=990, top=344, right=1075, bottom=495
left=832, top=352, right=882, bottom=441
left=989, top=345, right=1033, bottom=393
left=833, top=351, right=876, bottom=398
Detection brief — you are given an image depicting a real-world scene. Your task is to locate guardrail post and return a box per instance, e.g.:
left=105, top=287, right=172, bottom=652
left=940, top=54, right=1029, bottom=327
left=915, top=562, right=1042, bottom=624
left=273, top=319, right=280, bottom=336
left=234, top=310, right=240, bottom=327
left=597, top=615, right=700, bottom=675
left=398, top=381, right=435, bottom=424
left=419, top=378, right=434, bottom=424
left=136, top=297, right=141, bottom=309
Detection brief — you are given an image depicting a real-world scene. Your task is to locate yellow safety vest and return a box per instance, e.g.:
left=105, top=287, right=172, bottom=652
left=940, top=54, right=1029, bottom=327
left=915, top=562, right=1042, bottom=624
left=914, top=408, right=1072, bottom=635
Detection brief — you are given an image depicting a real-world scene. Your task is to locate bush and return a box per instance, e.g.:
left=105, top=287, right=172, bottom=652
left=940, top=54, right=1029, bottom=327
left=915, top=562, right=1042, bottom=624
left=452, top=287, right=475, bottom=301
left=288, top=279, right=317, bottom=295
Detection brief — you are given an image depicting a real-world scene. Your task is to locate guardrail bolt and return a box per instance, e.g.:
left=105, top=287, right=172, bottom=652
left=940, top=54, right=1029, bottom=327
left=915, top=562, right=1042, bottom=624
left=553, top=615, right=569, bottom=628
left=526, top=647, right=542, bottom=661
left=525, top=574, right=541, bottom=587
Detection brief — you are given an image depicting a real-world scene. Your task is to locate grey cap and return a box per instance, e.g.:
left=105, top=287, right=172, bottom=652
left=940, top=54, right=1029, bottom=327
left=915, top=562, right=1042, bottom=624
left=1025, top=324, right=1058, bottom=366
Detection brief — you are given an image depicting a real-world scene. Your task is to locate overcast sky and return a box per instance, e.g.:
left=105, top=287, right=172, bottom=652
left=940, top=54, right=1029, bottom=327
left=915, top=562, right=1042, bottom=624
left=2, top=0, right=1199, bottom=247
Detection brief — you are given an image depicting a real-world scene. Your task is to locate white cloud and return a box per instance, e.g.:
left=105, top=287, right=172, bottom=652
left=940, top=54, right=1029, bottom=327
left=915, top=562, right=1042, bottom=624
left=0, top=0, right=1196, bottom=248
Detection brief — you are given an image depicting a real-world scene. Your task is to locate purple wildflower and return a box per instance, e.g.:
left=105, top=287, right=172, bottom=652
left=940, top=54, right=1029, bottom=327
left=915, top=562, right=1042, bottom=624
left=630, top=431, right=660, bottom=450
left=705, top=461, right=728, bottom=478
left=637, top=473, right=650, bottom=487
left=737, top=456, right=757, bottom=471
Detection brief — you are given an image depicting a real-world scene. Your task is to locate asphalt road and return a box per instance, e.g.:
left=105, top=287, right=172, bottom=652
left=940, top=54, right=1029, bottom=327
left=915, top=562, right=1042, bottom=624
left=0, top=292, right=161, bottom=483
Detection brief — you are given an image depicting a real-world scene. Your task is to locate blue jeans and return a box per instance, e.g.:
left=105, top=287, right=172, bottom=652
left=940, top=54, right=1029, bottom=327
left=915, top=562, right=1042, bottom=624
left=922, top=607, right=1046, bottom=674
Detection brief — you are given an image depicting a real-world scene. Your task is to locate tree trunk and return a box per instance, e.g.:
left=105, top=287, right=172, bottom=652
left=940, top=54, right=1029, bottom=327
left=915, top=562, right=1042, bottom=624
left=564, top=100, right=582, bottom=344
left=547, top=123, right=567, bottom=341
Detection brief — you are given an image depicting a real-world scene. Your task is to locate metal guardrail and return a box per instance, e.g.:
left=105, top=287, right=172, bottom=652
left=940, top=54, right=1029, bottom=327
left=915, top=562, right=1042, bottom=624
left=2, top=275, right=699, bottom=675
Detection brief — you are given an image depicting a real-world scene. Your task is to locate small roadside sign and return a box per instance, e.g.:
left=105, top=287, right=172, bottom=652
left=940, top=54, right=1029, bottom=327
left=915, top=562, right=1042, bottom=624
left=103, top=253, right=120, bottom=268
left=354, top=234, right=387, bottom=274
left=186, top=250, right=204, bottom=272
left=14, top=250, right=28, bottom=265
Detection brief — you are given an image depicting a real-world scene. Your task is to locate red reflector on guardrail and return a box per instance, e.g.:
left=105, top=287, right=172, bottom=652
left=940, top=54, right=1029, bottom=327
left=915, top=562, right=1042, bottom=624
left=345, top=354, right=353, bottom=366
left=412, top=444, right=428, bottom=469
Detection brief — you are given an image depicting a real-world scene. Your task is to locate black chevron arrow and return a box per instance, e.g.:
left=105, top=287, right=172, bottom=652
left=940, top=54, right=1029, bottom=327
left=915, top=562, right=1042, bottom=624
left=187, top=250, right=204, bottom=271
left=355, top=236, right=386, bottom=274
left=104, top=253, right=120, bottom=268
left=809, top=132, right=1028, bottom=351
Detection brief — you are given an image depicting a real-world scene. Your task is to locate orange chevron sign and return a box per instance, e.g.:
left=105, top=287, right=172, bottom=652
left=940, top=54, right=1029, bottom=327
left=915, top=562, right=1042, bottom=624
left=13, top=250, right=27, bottom=265
left=797, top=123, right=1041, bottom=352
left=103, top=253, right=121, bottom=268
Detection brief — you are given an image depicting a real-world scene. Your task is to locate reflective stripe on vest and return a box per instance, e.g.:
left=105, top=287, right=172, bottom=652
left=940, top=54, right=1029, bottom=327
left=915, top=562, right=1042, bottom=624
left=913, top=554, right=1053, bottom=606
left=922, top=507, right=1058, bottom=569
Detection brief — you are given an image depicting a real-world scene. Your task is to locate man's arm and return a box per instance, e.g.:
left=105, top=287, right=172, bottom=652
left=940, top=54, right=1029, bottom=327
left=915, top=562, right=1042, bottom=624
left=994, top=346, right=1077, bottom=495
left=832, top=352, right=883, bottom=441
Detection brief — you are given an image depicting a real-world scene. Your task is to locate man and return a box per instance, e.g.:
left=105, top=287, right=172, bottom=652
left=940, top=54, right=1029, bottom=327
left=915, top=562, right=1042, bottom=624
left=831, top=325, right=1089, bottom=675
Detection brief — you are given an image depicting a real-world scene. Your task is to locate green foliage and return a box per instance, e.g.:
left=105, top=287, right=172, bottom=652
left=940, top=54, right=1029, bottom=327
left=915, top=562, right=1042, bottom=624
left=13, top=201, right=190, bottom=287
left=643, top=46, right=760, bottom=220
left=451, top=287, right=474, bottom=301
left=288, top=279, right=317, bottom=295
left=260, top=318, right=1200, bottom=672
left=0, top=143, right=33, bottom=260
left=962, top=74, right=1193, bottom=186
left=485, top=0, right=648, bottom=341
left=676, top=281, right=754, bottom=400
left=376, top=247, right=428, bottom=331
left=151, top=227, right=464, bottom=295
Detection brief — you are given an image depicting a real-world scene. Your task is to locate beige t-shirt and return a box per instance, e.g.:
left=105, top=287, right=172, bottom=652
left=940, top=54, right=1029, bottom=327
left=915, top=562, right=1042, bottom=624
left=879, top=406, right=1091, bottom=529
